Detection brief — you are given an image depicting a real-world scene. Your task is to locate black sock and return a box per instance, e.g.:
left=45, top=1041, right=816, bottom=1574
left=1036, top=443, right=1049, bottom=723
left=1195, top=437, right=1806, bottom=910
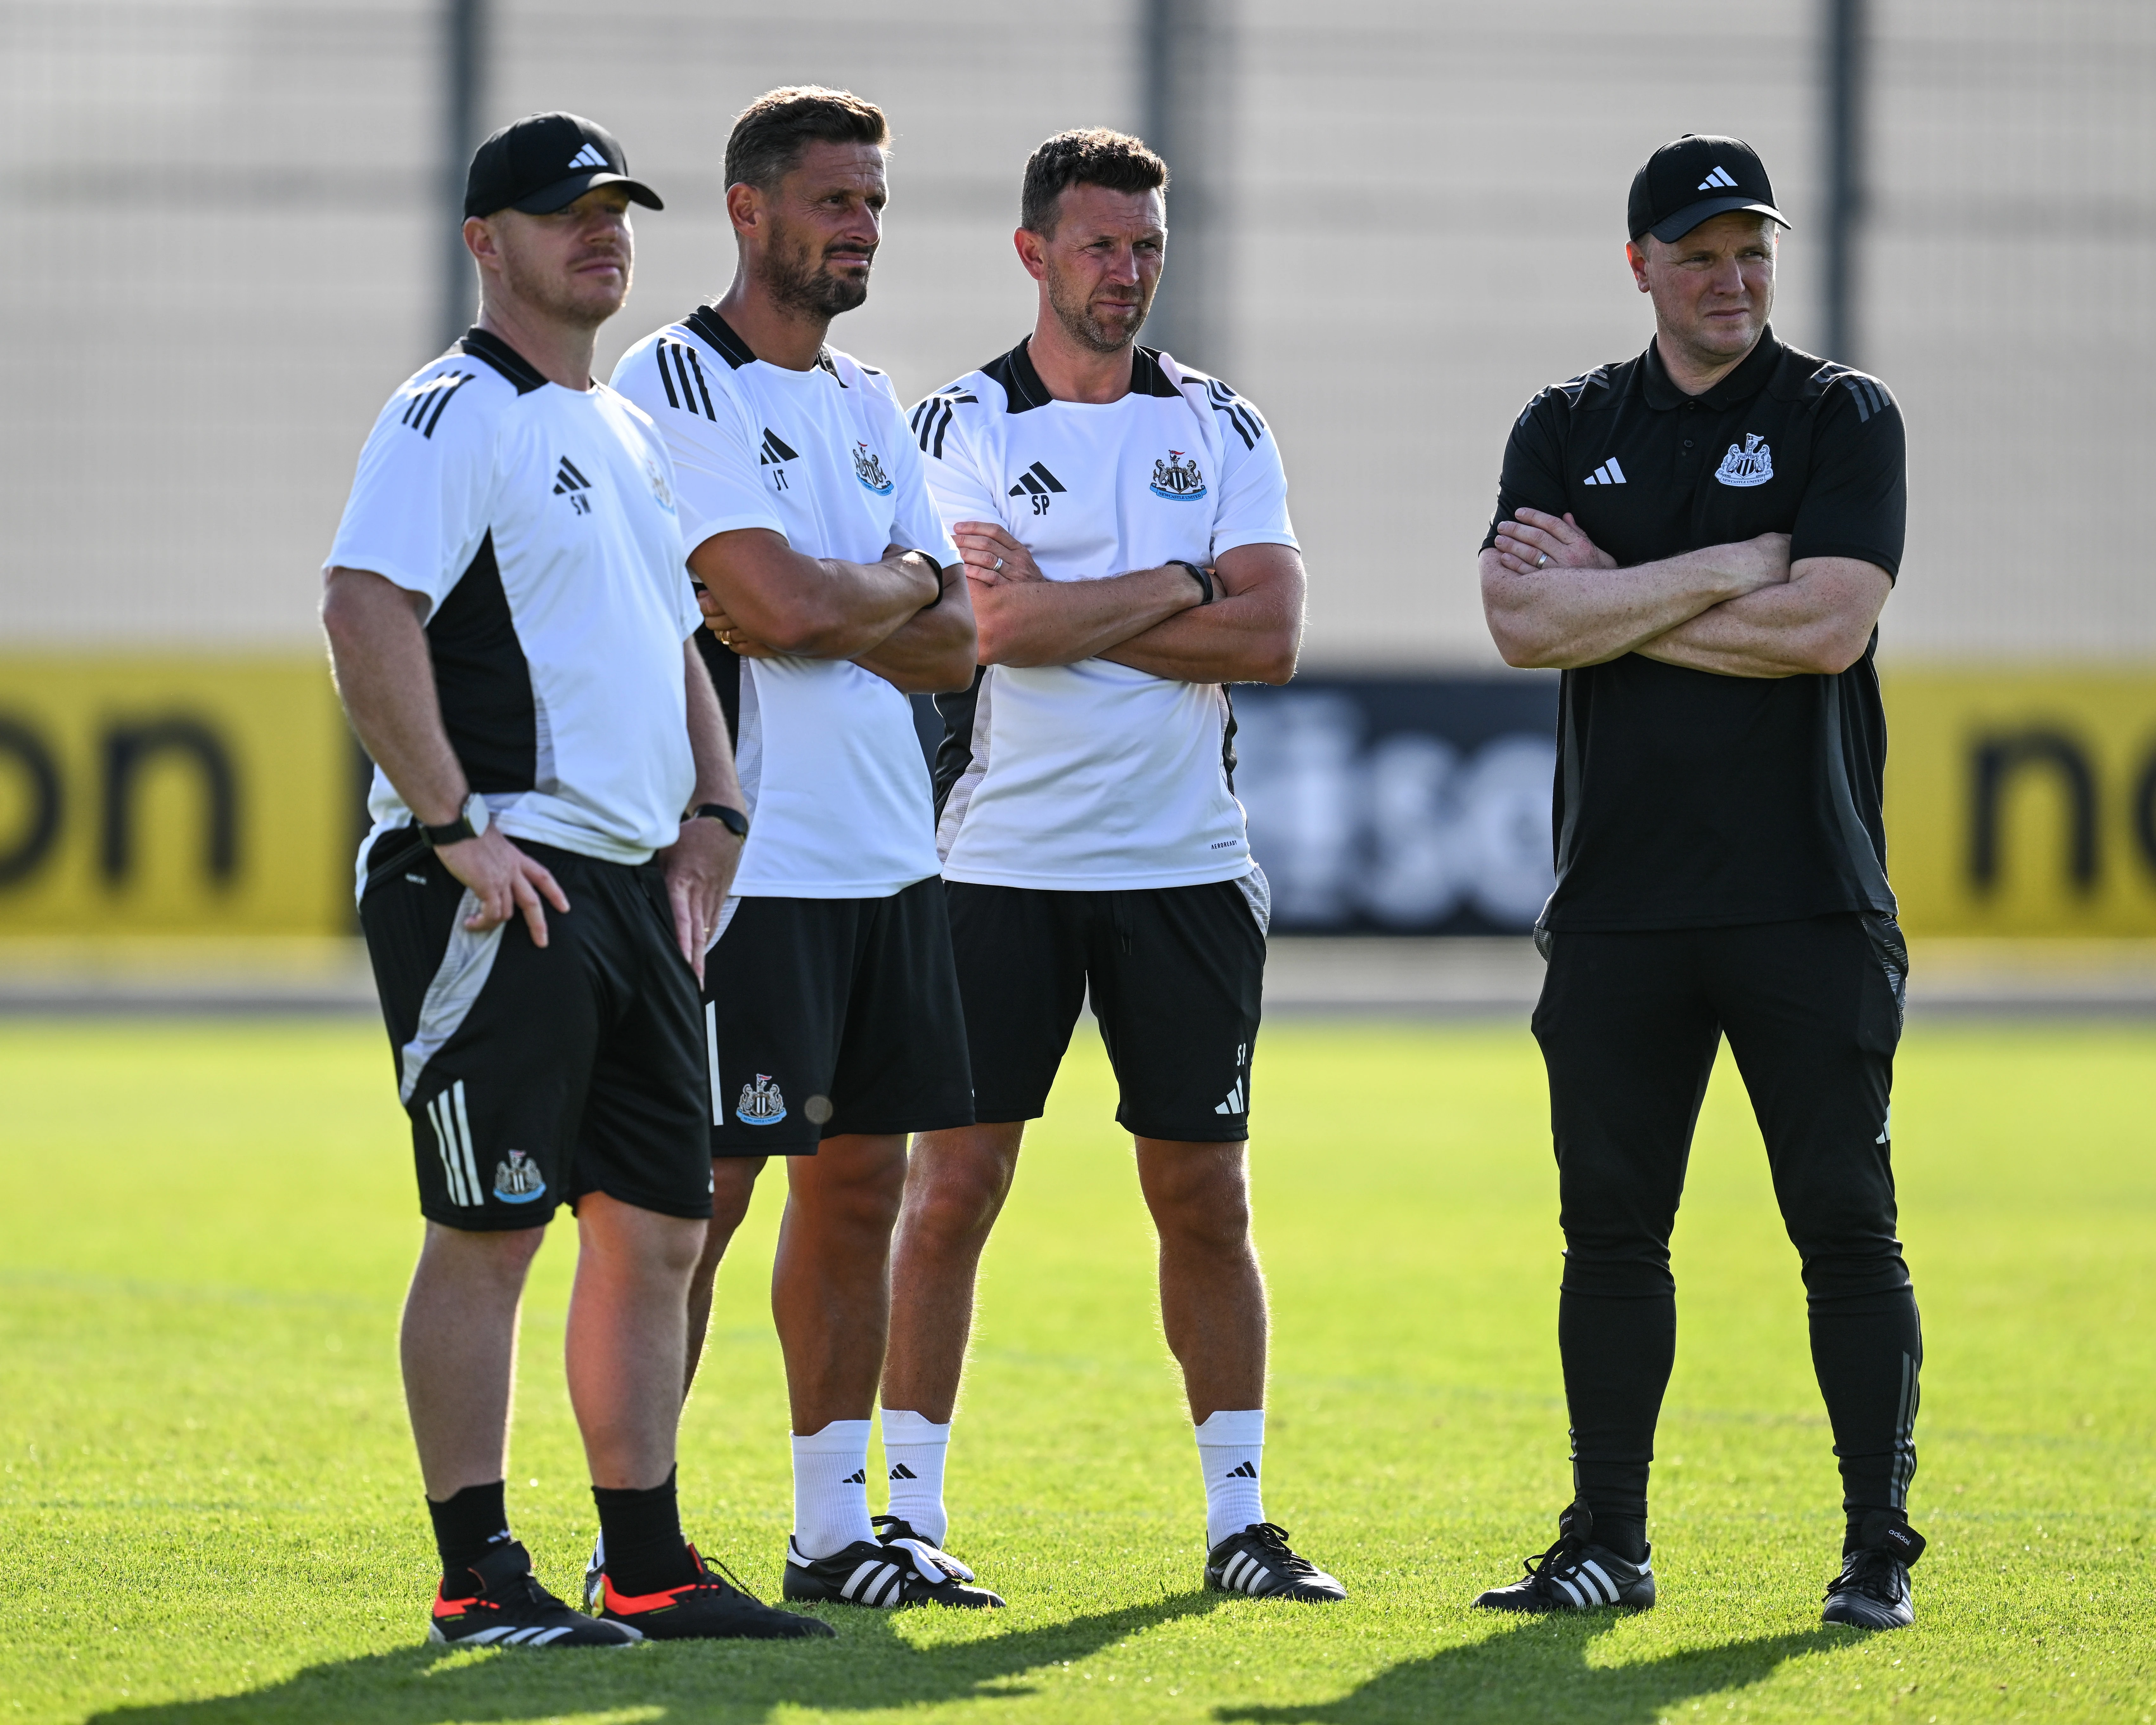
left=1559, top=1287, right=1673, bottom=1566
left=1808, top=1286, right=1923, bottom=1551
left=593, top=1467, right=695, bottom=1596
left=427, top=1479, right=511, bottom=1582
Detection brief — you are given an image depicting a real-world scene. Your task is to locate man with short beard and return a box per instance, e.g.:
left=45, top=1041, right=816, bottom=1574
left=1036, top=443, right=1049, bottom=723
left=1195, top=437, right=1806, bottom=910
left=880, top=129, right=1345, bottom=1604
left=324, top=111, right=827, bottom=1646
left=608, top=87, right=995, bottom=1611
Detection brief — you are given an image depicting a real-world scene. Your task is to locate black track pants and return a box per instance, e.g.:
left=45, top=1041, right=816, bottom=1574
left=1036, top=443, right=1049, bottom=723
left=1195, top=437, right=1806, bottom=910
left=1531, top=914, right=1922, bottom=1552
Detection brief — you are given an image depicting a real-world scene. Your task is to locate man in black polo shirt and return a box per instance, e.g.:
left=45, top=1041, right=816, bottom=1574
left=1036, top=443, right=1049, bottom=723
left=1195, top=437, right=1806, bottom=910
left=1471, top=134, right=1924, bottom=1631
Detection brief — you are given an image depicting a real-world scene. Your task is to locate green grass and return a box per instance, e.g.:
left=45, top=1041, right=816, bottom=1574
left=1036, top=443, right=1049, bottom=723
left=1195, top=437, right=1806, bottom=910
left=1, top=1016, right=2151, bottom=1723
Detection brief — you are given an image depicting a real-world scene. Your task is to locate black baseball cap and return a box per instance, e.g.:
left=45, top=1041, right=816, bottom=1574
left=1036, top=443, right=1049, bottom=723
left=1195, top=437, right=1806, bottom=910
left=1627, top=134, right=1789, bottom=243
left=464, top=112, right=663, bottom=220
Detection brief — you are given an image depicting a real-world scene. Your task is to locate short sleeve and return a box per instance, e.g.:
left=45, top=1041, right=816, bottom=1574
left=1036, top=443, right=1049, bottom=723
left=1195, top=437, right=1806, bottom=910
left=324, top=368, right=498, bottom=614
left=610, top=339, right=783, bottom=555
left=1791, top=377, right=1907, bottom=580
left=1207, top=390, right=1297, bottom=557
left=865, top=377, right=961, bottom=568
left=911, top=387, right=1005, bottom=541
left=1481, top=391, right=1570, bottom=551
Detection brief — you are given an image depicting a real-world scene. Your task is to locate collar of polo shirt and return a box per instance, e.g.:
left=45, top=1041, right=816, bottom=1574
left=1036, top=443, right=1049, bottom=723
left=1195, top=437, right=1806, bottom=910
left=1641, top=324, right=1785, bottom=413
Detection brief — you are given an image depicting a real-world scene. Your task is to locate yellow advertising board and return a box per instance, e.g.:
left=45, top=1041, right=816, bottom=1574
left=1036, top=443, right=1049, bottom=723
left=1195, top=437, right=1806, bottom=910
left=0, top=656, right=356, bottom=935
left=1881, top=669, right=2156, bottom=936
left=3, top=657, right=2156, bottom=938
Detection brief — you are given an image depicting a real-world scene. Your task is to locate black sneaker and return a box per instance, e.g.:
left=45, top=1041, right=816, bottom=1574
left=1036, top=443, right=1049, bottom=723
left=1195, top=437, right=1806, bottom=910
left=1204, top=1522, right=1348, bottom=1601
left=1823, top=1514, right=1924, bottom=1630
left=428, top=1541, right=639, bottom=1647
left=782, top=1534, right=1004, bottom=1608
left=1473, top=1505, right=1656, bottom=1612
left=597, top=1543, right=836, bottom=1640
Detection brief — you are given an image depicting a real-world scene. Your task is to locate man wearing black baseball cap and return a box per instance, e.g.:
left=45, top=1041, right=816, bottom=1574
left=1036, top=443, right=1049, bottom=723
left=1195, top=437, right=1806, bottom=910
left=324, top=110, right=831, bottom=1647
left=1470, top=134, right=1926, bottom=1629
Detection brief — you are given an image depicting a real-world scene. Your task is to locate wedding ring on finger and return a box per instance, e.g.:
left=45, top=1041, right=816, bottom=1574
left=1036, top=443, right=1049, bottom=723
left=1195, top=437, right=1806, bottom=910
left=1537, top=553, right=1550, bottom=568
left=994, top=556, right=1005, bottom=572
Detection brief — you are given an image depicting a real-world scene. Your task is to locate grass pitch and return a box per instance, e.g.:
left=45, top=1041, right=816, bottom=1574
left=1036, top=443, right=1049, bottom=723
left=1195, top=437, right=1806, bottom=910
left=0, top=1013, right=2150, bottom=1724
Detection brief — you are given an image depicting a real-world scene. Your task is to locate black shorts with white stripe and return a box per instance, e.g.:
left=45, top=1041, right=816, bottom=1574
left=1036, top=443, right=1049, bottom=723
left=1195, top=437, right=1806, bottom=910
left=359, top=828, right=713, bottom=1230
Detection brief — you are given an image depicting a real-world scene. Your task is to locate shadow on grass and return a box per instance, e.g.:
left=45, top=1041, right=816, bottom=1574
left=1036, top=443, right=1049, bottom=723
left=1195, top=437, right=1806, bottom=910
left=1220, top=1615, right=1853, bottom=1725
left=89, top=1591, right=1223, bottom=1725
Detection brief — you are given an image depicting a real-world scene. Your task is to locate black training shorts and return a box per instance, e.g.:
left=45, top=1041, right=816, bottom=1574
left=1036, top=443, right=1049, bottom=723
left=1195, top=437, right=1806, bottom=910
left=360, top=829, right=714, bottom=1230
left=945, top=872, right=1268, bottom=1141
left=702, top=875, right=974, bottom=1155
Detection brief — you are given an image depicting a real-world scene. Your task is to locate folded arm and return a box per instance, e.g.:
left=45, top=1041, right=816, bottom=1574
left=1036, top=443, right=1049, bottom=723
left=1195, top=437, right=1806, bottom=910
left=1097, top=541, right=1306, bottom=685
left=849, top=550, right=979, bottom=693
left=1481, top=509, right=1793, bottom=670
left=959, top=519, right=1200, bottom=667
left=688, top=527, right=941, bottom=661
left=1635, top=556, right=1891, bottom=678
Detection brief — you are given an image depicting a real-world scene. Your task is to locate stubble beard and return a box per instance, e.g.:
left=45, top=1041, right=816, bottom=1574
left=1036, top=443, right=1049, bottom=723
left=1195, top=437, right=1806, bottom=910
left=1047, top=267, right=1150, bottom=356
left=760, top=229, right=870, bottom=320
left=501, top=240, right=628, bottom=331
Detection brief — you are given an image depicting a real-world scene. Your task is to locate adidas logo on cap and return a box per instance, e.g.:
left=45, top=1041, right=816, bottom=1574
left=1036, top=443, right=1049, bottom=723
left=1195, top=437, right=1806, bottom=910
left=1697, top=165, right=1740, bottom=190
left=567, top=141, right=610, bottom=171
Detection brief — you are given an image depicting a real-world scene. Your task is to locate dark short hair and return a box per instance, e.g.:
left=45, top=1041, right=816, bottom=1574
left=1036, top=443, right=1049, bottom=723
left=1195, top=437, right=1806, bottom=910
left=1019, top=129, right=1167, bottom=235
left=725, top=86, right=889, bottom=192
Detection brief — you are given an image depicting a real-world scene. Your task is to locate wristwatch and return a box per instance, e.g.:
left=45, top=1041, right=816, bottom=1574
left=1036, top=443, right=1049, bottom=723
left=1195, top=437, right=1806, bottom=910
left=687, top=802, right=751, bottom=839
left=419, top=792, right=490, bottom=848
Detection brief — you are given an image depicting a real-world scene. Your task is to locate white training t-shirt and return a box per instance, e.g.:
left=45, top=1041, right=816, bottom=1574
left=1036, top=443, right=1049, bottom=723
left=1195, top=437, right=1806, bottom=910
left=910, top=340, right=1298, bottom=890
left=326, top=328, right=701, bottom=893
left=610, top=307, right=957, bottom=899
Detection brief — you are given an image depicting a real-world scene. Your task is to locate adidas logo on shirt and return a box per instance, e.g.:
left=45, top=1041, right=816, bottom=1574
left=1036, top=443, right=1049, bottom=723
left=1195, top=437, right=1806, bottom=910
left=1697, top=165, right=1740, bottom=190
left=1007, top=460, right=1067, bottom=515
left=759, top=428, right=799, bottom=489
left=552, top=455, right=592, bottom=514
left=1582, top=457, right=1627, bottom=486
left=566, top=141, right=610, bottom=171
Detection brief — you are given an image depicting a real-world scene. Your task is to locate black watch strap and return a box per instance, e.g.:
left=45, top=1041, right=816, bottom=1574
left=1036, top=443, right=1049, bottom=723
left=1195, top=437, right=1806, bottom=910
left=688, top=802, right=750, bottom=839
left=418, top=794, right=486, bottom=848
left=1169, top=558, right=1215, bottom=604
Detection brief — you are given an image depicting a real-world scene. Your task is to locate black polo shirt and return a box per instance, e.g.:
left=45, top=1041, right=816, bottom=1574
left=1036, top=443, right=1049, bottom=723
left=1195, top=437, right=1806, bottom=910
left=1482, top=327, right=1906, bottom=931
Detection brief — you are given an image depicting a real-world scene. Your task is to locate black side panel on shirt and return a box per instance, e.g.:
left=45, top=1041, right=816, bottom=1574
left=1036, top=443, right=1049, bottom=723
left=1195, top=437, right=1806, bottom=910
left=1484, top=331, right=1905, bottom=931
left=427, top=532, right=537, bottom=793
left=932, top=668, right=985, bottom=822
left=692, top=626, right=741, bottom=744
left=452, top=328, right=547, bottom=394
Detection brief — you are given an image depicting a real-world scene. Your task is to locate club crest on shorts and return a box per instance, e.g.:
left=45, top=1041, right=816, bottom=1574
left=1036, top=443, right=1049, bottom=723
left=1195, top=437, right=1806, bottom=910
left=852, top=441, right=894, bottom=496
left=1713, top=433, right=1774, bottom=487
left=492, top=1149, right=546, bottom=1203
left=1150, top=449, right=1207, bottom=500
left=736, top=1073, right=788, bottom=1126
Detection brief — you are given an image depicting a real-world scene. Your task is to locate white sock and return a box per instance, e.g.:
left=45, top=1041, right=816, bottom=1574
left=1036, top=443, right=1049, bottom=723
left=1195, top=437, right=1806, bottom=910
left=880, top=1408, right=952, bottom=1546
left=791, top=1419, right=876, bottom=1560
left=1196, top=1408, right=1267, bottom=1549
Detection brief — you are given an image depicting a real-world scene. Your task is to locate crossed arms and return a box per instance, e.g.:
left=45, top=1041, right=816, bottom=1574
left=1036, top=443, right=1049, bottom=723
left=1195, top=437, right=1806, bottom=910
left=688, top=529, right=977, bottom=694
left=1480, top=508, right=1890, bottom=679
left=954, top=519, right=1306, bottom=684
